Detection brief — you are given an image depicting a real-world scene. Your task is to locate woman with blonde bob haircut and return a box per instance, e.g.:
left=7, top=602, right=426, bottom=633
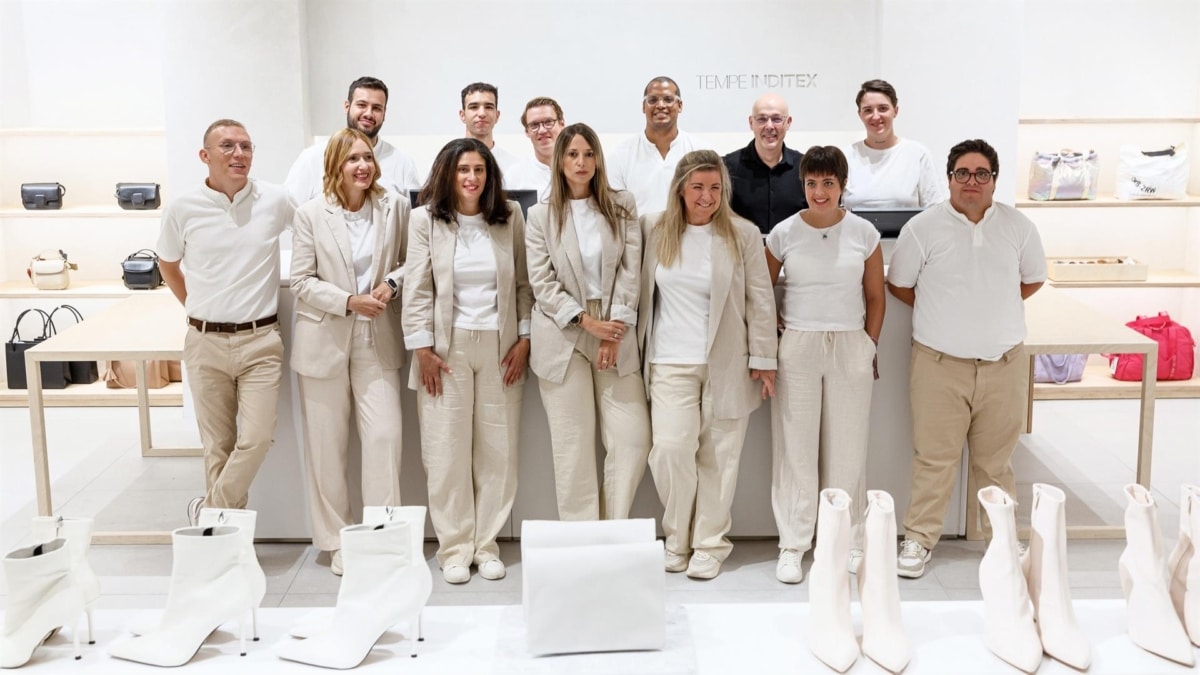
left=637, top=149, right=778, bottom=579
left=290, top=127, right=411, bottom=575
left=526, top=123, right=650, bottom=521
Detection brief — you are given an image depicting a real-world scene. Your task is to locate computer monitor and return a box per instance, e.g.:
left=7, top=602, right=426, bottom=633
left=852, top=209, right=922, bottom=239
left=408, top=189, right=540, bottom=220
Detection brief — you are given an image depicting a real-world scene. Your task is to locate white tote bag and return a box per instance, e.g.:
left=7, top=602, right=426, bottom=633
left=1115, top=143, right=1190, bottom=200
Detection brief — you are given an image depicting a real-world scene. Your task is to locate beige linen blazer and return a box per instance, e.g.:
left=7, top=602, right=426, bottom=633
left=526, top=191, right=642, bottom=384
left=289, top=190, right=410, bottom=379
left=401, top=201, right=533, bottom=390
left=636, top=212, right=778, bottom=420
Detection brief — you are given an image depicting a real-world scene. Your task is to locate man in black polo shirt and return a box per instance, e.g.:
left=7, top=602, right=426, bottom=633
left=723, top=93, right=807, bottom=235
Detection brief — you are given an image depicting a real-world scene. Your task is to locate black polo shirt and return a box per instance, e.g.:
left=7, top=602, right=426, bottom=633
left=723, top=141, right=807, bottom=235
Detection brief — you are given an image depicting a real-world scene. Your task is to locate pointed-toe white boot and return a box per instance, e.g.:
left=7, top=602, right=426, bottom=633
left=808, top=488, right=859, bottom=673
left=1166, top=484, right=1200, bottom=646
left=276, top=520, right=433, bottom=669
left=858, top=490, right=910, bottom=673
left=1023, top=483, right=1091, bottom=669
left=1, top=539, right=85, bottom=668
left=977, top=486, right=1042, bottom=673
left=1120, top=483, right=1195, bottom=666
left=107, top=525, right=253, bottom=667
left=30, top=516, right=99, bottom=647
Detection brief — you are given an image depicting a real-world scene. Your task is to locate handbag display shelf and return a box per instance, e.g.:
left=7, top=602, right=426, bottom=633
left=5, top=308, right=69, bottom=389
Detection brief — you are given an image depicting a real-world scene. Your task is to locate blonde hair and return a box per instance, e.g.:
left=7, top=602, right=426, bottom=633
left=547, top=123, right=632, bottom=235
left=322, top=128, right=383, bottom=208
left=654, top=150, right=741, bottom=267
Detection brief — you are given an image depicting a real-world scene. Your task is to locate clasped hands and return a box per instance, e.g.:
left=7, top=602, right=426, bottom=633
left=346, top=282, right=394, bottom=319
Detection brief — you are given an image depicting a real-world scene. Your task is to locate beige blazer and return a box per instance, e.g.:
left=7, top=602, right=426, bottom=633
left=290, top=190, right=410, bottom=379
left=526, top=191, right=642, bottom=383
left=401, top=201, right=533, bottom=390
left=637, top=212, right=778, bottom=420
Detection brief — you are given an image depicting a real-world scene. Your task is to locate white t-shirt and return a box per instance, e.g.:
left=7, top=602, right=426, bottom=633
left=452, top=212, right=500, bottom=331
left=570, top=199, right=605, bottom=301
left=767, top=210, right=880, bottom=332
left=284, top=136, right=421, bottom=207
left=843, top=138, right=948, bottom=210
left=344, top=201, right=376, bottom=320
left=487, top=144, right=523, bottom=184
left=652, top=224, right=712, bottom=365
left=506, top=158, right=552, bottom=203
left=157, top=178, right=292, bottom=323
left=609, top=129, right=710, bottom=215
left=887, top=200, right=1047, bottom=360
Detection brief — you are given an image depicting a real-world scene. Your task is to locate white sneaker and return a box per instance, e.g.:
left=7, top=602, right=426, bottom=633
left=897, top=539, right=931, bottom=578
left=847, top=548, right=864, bottom=575
left=776, top=549, right=803, bottom=584
left=478, top=559, right=506, bottom=580
left=686, top=551, right=721, bottom=579
left=330, top=549, right=343, bottom=576
left=186, top=497, right=204, bottom=527
left=442, top=564, right=469, bottom=584
left=664, top=550, right=689, bottom=573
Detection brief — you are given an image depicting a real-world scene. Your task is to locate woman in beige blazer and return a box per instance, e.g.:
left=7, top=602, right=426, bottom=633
left=637, top=149, right=778, bottom=580
left=526, top=123, right=650, bottom=522
left=403, top=138, right=533, bottom=584
left=290, top=127, right=410, bottom=575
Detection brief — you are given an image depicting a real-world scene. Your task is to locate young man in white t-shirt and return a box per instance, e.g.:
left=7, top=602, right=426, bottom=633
left=459, top=82, right=521, bottom=176
left=505, top=97, right=565, bottom=202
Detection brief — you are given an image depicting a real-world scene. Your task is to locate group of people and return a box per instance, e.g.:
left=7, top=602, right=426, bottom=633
left=156, top=74, right=1046, bottom=587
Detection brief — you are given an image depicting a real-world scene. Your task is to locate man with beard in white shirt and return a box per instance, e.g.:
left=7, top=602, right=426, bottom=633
left=459, top=81, right=522, bottom=177
left=505, top=97, right=565, bottom=202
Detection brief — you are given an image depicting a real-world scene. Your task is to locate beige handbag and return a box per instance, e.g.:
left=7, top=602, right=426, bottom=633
left=27, top=249, right=78, bottom=290
left=103, top=360, right=173, bottom=389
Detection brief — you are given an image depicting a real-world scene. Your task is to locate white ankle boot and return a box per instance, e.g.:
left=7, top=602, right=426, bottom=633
left=857, top=490, right=909, bottom=673
left=1167, top=484, right=1200, bottom=646
left=30, top=516, right=99, bottom=640
left=1120, top=483, right=1195, bottom=665
left=107, top=525, right=254, bottom=667
left=977, top=486, right=1042, bottom=672
left=808, top=488, right=858, bottom=673
left=1023, top=483, right=1091, bottom=669
left=1, top=539, right=87, bottom=668
left=276, top=520, right=433, bottom=668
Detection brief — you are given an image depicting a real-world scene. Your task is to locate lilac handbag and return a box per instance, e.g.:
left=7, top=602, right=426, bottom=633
left=1028, top=150, right=1099, bottom=201
left=1033, top=354, right=1088, bottom=384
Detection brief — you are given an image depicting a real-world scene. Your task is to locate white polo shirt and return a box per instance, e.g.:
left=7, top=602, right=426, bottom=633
left=157, top=178, right=293, bottom=324
left=608, top=129, right=710, bottom=215
left=887, top=200, right=1047, bottom=360
left=506, top=157, right=552, bottom=203
left=284, top=136, right=421, bottom=206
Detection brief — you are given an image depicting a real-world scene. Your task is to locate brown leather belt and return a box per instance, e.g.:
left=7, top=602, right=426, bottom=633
left=188, top=314, right=278, bottom=334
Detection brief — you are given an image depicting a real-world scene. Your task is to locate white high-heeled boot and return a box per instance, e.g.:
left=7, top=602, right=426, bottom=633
left=107, top=526, right=253, bottom=667
left=977, top=486, right=1042, bottom=673
left=1120, top=483, right=1195, bottom=665
left=276, top=520, right=433, bottom=668
left=29, top=516, right=99, bottom=648
left=1, top=539, right=85, bottom=668
left=808, top=489, right=859, bottom=673
left=1023, top=483, right=1091, bottom=669
left=1166, top=484, right=1200, bottom=647
left=857, top=490, right=910, bottom=673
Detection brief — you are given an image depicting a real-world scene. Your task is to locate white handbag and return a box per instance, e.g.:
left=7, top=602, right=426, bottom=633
left=26, top=250, right=78, bottom=290
left=1116, top=143, right=1190, bottom=200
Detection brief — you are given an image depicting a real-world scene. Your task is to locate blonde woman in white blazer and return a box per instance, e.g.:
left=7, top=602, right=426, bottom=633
left=403, top=138, right=533, bottom=585
left=526, top=123, right=650, bottom=522
left=290, top=127, right=410, bottom=576
left=638, top=149, right=778, bottom=580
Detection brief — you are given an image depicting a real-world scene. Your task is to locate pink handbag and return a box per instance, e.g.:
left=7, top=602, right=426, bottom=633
left=1109, top=313, right=1195, bottom=382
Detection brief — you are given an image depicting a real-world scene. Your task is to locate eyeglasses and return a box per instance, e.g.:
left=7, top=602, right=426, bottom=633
left=525, top=119, right=560, bottom=133
left=950, top=168, right=996, bottom=184
left=644, top=95, right=678, bottom=106
left=753, top=115, right=787, bottom=126
left=206, top=141, right=255, bottom=155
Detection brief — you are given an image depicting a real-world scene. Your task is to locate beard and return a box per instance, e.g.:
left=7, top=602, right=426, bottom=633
left=347, top=112, right=381, bottom=140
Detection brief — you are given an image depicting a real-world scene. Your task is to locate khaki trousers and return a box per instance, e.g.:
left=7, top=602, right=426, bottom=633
left=903, top=341, right=1027, bottom=550
left=183, top=323, right=283, bottom=510
left=297, top=321, right=404, bottom=551
left=418, top=329, right=522, bottom=568
left=771, top=329, right=875, bottom=553
left=647, top=363, right=751, bottom=562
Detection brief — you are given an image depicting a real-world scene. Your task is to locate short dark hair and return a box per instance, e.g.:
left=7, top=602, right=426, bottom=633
left=520, top=97, right=563, bottom=129
left=202, top=118, right=245, bottom=146
left=347, top=76, right=388, bottom=104
left=418, top=138, right=511, bottom=226
left=799, top=145, right=849, bottom=189
left=946, top=138, right=1000, bottom=177
left=461, top=82, right=499, bottom=109
left=855, top=79, right=898, bottom=108
left=643, top=76, right=681, bottom=99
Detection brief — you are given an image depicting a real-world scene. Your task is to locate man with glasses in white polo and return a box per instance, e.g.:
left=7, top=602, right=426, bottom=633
left=506, top=96, right=566, bottom=201
left=723, top=93, right=807, bottom=236
left=608, top=76, right=711, bottom=214
left=886, top=138, right=1046, bottom=579
left=158, top=119, right=295, bottom=524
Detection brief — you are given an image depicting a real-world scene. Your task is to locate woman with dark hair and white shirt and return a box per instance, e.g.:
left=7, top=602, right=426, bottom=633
left=402, top=138, right=533, bottom=585
left=526, top=123, right=650, bottom=521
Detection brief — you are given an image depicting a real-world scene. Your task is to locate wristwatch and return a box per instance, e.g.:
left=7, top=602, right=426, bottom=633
left=385, top=278, right=399, bottom=299
left=569, top=311, right=585, bottom=326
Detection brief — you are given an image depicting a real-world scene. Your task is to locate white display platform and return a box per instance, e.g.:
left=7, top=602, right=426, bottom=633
left=6, top=601, right=1197, bottom=673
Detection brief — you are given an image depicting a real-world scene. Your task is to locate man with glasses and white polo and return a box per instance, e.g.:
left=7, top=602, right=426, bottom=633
left=506, top=96, right=566, bottom=201
left=608, top=76, right=710, bottom=214
left=886, top=138, right=1046, bottom=579
left=723, top=93, right=807, bottom=236
left=158, top=119, right=294, bottom=524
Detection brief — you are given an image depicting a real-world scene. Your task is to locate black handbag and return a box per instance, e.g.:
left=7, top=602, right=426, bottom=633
left=5, top=309, right=70, bottom=390
left=21, top=183, right=66, bottom=210
left=121, top=249, right=164, bottom=290
left=115, top=183, right=161, bottom=210
left=48, top=305, right=99, bottom=384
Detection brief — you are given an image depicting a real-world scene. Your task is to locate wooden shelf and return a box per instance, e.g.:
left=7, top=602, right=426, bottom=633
left=1047, top=270, right=1200, bottom=289
left=0, top=205, right=161, bottom=217
left=1034, top=361, right=1200, bottom=400
left=0, top=279, right=170, bottom=299
left=1016, top=195, right=1200, bottom=208
left=0, top=380, right=183, bottom=408
left=1019, top=117, right=1200, bottom=125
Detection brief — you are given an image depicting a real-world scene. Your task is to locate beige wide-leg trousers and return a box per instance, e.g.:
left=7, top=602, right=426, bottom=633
left=648, top=363, right=751, bottom=562
left=418, top=329, right=522, bottom=568
left=297, top=321, right=403, bottom=552
left=183, top=323, right=283, bottom=510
